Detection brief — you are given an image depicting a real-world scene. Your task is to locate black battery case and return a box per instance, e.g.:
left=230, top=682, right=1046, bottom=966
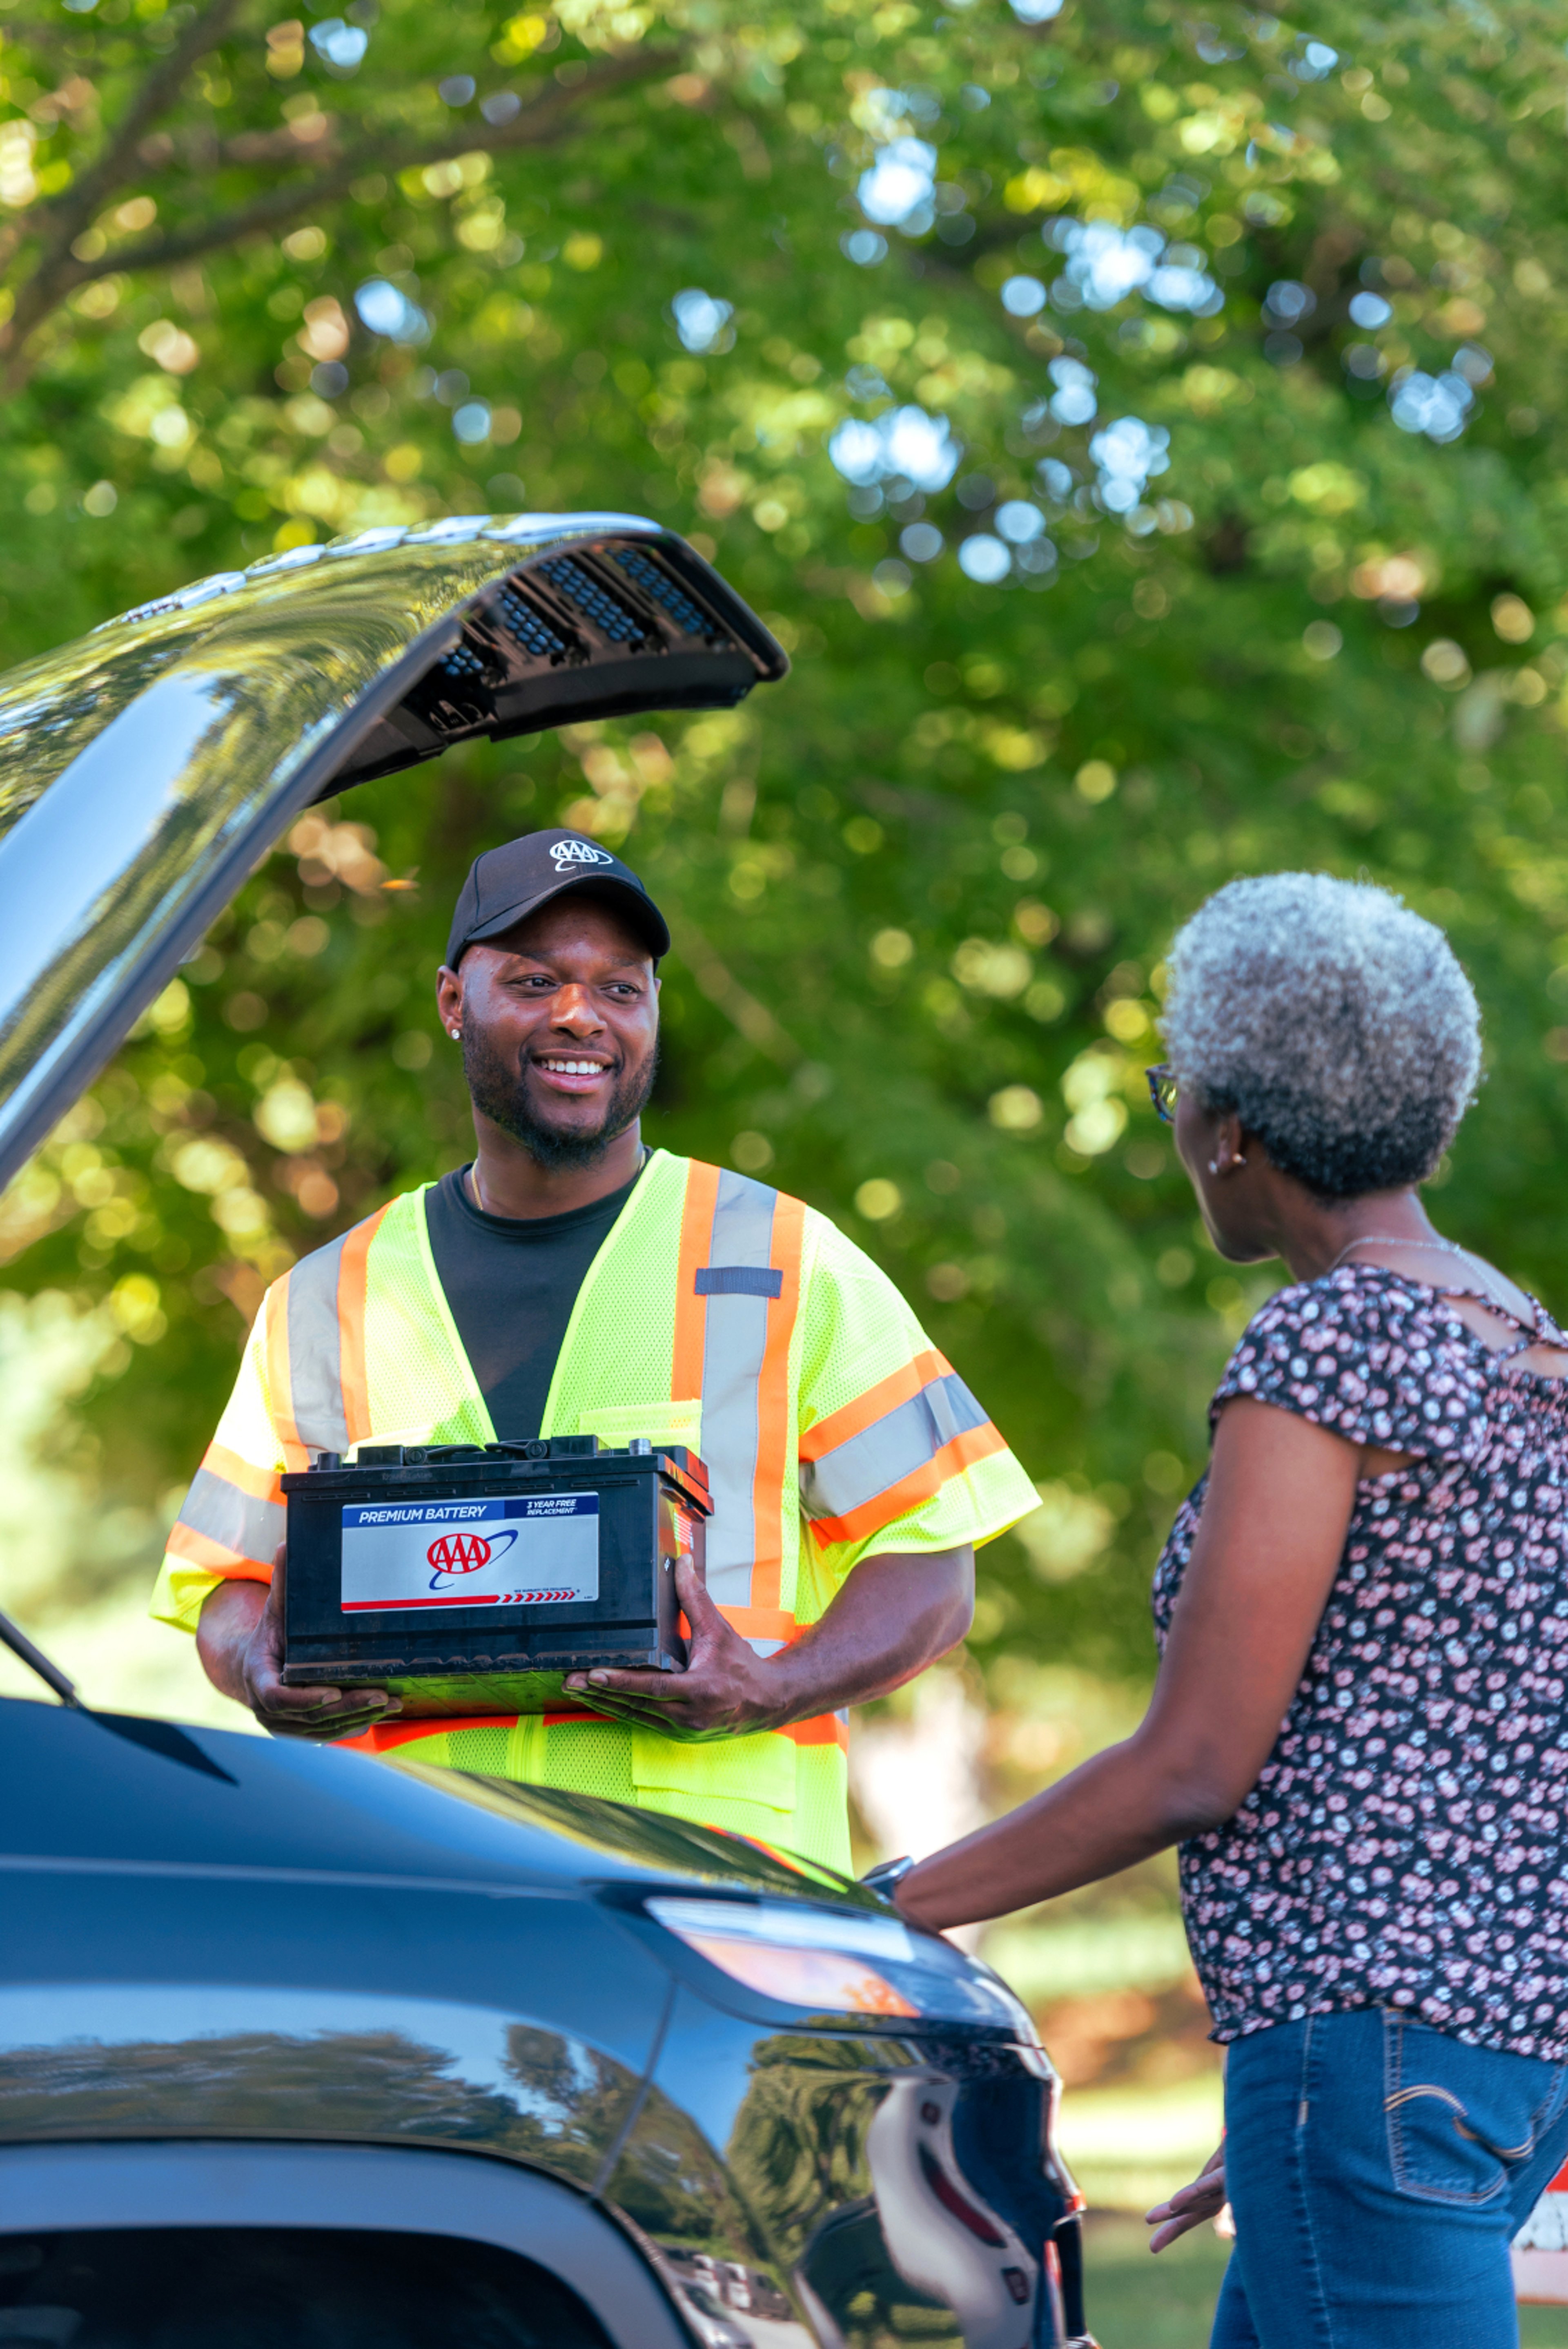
left=280, top=1435, right=710, bottom=1719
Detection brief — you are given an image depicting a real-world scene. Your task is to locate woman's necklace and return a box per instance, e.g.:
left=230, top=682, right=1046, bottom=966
left=1325, top=1233, right=1473, bottom=1276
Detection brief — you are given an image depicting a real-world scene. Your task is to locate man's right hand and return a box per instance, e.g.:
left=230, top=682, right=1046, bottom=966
left=196, top=1548, right=400, bottom=1740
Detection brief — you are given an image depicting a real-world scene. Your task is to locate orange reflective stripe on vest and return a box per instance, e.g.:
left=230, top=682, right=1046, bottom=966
left=719, top=1604, right=797, bottom=1647
left=165, top=1440, right=286, bottom=1575
left=670, top=1167, right=847, bottom=1749
left=784, top=1711, right=850, bottom=1750
left=267, top=1205, right=388, bottom=1467
left=673, top=1164, right=804, bottom=1617
left=799, top=1346, right=1006, bottom=1547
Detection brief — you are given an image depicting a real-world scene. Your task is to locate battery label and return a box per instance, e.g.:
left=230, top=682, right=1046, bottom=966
left=339, top=1492, right=599, bottom=1613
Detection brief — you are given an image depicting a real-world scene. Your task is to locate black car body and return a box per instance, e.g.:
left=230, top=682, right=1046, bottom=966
left=0, top=515, right=1092, bottom=2348
left=3, top=1699, right=1088, bottom=2347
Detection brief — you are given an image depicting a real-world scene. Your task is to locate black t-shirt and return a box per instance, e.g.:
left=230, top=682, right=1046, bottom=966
left=423, top=1162, right=641, bottom=1440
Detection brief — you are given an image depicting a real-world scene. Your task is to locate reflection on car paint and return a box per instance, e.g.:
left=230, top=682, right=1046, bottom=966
left=0, top=1985, right=640, bottom=2191
left=393, top=1766, right=850, bottom=1895
left=864, top=2078, right=1046, bottom=2349
left=606, top=2017, right=1087, bottom=2349
left=652, top=2248, right=804, bottom=2349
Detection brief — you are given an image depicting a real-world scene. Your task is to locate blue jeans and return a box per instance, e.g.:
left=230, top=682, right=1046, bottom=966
left=1212, top=2009, right=1568, bottom=2349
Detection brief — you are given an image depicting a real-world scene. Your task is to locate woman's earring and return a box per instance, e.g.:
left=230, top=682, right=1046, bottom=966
left=449, top=1027, right=460, bottom=1040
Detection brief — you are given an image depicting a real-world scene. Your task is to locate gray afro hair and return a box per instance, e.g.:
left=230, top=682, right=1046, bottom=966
left=1160, top=872, right=1481, bottom=1199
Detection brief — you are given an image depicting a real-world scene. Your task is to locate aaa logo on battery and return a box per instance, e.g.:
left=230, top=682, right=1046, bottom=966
left=426, top=1527, right=517, bottom=1581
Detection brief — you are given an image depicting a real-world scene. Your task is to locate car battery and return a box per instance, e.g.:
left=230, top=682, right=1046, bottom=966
left=280, top=1434, right=710, bottom=1719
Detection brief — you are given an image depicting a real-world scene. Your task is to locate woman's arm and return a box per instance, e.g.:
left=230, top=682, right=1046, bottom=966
left=895, top=1398, right=1363, bottom=1932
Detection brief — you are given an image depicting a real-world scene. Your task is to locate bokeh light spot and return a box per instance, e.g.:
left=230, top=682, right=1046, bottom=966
left=1001, top=274, right=1047, bottom=317
left=670, top=288, right=733, bottom=353
left=995, top=500, right=1045, bottom=544
left=989, top=1085, right=1045, bottom=1133
left=900, top=521, right=943, bottom=562
left=1492, top=593, right=1535, bottom=643
left=958, top=534, right=1009, bottom=583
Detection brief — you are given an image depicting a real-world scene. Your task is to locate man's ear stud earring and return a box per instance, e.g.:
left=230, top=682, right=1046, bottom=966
left=449, top=1028, right=460, bottom=1040
left=1209, top=1153, right=1247, bottom=1173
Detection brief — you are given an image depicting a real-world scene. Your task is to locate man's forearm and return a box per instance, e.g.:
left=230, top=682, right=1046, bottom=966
left=196, top=1578, right=269, bottom=1704
left=196, top=1560, right=398, bottom=1736
left=758, top=1546, right=975, bottom=1726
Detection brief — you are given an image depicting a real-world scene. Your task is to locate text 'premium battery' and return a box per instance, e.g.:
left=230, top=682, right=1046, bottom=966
left=281, top=1435, right=711, bottom=1718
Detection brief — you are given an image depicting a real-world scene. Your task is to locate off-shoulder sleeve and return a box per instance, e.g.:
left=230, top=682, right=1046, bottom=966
left=1211, top=1273, right=1481, bottom=1461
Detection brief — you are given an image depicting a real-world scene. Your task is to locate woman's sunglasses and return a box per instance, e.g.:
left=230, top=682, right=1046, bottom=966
left=1146, top=1063, right=1178, bottom=1123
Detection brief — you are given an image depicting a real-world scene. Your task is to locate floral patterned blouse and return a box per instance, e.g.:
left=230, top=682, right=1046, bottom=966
left=1152, top=1264, right=1568, bottom=2057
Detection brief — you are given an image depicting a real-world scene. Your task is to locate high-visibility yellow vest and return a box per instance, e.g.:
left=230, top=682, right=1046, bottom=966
left=153, top=1151, right=1038, bottom=1870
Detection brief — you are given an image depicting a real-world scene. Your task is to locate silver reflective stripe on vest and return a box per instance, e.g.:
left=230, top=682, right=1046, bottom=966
left=801, top=1371, right=989, bottom=1524
left=286, top=1231, right=350, bottom=1454
left=178, top=1465, right=287, bottom=1566
left=700, top=1169, right=778, bottom=1607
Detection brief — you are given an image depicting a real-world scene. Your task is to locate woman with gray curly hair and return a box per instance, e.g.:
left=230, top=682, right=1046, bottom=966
left=896, top=872, right=1568, bottom=2349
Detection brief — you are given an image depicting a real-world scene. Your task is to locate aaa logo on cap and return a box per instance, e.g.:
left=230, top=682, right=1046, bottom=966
left=550, top=837, right=615, bottom=871
left=426, top=1528, right=517, bottom=1579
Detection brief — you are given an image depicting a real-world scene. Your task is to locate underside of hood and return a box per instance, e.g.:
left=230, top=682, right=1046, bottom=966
left=0, top=513, right=786, bottom=1193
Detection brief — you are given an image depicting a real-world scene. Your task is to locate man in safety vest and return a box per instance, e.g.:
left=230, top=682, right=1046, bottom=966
left=152, top=829, right=1039, bottom=1872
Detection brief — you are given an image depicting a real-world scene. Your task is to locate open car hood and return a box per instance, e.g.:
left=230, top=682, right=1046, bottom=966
left=0, top=512, right=786, bottom=1192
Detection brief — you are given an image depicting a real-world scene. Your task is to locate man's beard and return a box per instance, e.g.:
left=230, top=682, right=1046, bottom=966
left=461, top=1026, right=658, bottom=1171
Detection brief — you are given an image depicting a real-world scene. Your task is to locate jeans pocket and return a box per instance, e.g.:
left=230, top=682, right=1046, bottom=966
left=1383, top=2013, right=1541, bottom=2207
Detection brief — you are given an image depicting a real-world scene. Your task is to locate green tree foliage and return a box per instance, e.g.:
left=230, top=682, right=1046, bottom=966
left=4, top=0, right=1568, bottom=1685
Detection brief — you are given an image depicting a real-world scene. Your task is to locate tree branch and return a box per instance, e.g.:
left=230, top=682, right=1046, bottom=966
left=93, top=53, right=670, bottom=280
left=666, top=912, right=802, bottom=1068
left=51, top=0, right=251, bottom=246
left=2, top=0, right=252, bottom=364
left=1, top=45, right=675, bottom=386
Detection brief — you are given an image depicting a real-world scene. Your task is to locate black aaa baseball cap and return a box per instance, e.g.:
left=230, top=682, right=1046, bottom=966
left=445, top=830, right=671, bottom=968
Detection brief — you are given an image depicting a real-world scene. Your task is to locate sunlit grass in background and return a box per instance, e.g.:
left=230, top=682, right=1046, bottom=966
left=1083, top=2220, right=1229, bottom=2349
left=1085, top=2218, right=1568, bottom=2348
left=1061, top=2073, right=1223, bottom=2216
left=987, top=1908, right=1191, bottom=2001
left=985, top=1898, right=1225, bottom=2213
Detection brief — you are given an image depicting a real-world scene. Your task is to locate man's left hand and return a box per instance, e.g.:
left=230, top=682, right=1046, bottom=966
left=564, top=1558, right=780, bottom=1738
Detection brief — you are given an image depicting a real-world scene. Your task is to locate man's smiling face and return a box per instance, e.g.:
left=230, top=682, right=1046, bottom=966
left=437, top=893, right=660, bottom=1171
